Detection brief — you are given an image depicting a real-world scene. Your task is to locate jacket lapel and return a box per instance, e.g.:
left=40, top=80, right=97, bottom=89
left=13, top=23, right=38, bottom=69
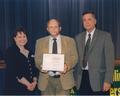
left=61, top=36, right=65, bottom=54
left=89, top=29, right=98, bottom=53
left=81, top=32, right=86, bottom=60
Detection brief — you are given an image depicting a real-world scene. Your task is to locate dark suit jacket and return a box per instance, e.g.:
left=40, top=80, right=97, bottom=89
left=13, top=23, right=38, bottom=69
left=5, top=44, right=38, bottom=95
left=75, top=29, right=114, bottom=91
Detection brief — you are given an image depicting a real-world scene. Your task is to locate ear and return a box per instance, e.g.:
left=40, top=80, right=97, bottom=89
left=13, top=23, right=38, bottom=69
left=59, top=26, right=62, bottom=31
left=95, top=19, right=97, bottom=25
left=47, top=27, right=48, bottom=31
left=13, top=37, right=16, bottom=41
left=13, top=37, right=17, bottom=43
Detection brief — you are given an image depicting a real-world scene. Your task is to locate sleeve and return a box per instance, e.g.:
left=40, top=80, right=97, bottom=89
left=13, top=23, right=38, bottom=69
left=15, top=56, right=26, bottom=79
left=35, top=39, right=43, bottom=71
left=104, top=33, right=115, bottom=84
left=5, top=48, right=18, bottom=79
left=30, top=53, right=39, bottom=78
left=5, top=49, right=13, bottom=73
left=16, top=62, right=25, bottom=79
left=65, top=38, right=78, bottom=71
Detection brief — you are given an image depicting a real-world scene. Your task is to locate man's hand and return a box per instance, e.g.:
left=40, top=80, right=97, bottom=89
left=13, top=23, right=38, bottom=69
left=61, top=64, right=68, bottom=74
left=103, top=82, right=111, bottom=92
left=41, top=65, right=48, bottom=73
left=41, top=70, right=48, bottom=73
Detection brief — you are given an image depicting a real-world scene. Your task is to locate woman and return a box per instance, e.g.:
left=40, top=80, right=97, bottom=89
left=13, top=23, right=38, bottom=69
left=5, top=27, right=38, bottom=95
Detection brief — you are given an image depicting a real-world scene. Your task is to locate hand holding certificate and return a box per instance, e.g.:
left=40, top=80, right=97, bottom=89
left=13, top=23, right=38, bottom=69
left=42, top=54, right=64, bottom=71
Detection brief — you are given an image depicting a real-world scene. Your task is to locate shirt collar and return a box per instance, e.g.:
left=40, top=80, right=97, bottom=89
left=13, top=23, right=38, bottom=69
left=86, top=28, right=96, bottom=36
left=49, top=35, right=61, bottom=41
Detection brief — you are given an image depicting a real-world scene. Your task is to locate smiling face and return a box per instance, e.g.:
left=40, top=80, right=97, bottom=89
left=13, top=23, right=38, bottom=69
left=82, top=13, right=96, bottom=32
left=14, top=32, right=28, bottom=47
left=47, top=19, right=61, bottom=37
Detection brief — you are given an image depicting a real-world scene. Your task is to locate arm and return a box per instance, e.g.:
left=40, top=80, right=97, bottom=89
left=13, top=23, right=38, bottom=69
left=35, top=39, right=44, bottom=72
left=17, top=77, right=36, bottom=91
left=5, top=47, right=25, bottom=79
left=103, top=33, right=115, bottom=91
left=65, top=38, right=78, bottom=72
left=104, top=33, right=114, bottom=83
left=17, top=77, right=31, bottom=86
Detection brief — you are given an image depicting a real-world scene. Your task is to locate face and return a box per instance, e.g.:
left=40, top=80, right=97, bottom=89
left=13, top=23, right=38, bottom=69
left=82, top=13, right=96, bottom=32
left=47, top=19, right=61, bottom=37
left=14, top=32, right=28, bottom=47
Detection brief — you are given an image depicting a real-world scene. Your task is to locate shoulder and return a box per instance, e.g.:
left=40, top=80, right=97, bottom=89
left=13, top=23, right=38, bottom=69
left=5, top=45, right=20, bottom=61
left=77, top=31, right=85, bottom=36
left=96, top=29, right=112, bottom=37
left=36, top=36, right=49, bottom=43
left=6, top=45, right=19, bottom=54
left=61, top=35, right=75, bottom=41
left=75, top=32, right=85, bottom=39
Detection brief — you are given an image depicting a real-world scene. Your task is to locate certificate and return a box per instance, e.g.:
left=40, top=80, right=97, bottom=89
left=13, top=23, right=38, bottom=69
left=42, top=54, right=64, bottom=71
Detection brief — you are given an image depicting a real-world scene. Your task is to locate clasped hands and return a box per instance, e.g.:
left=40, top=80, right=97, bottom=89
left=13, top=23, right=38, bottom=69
left=26, top=81, right=37, bottom=91
left=17, top=77, right=37, bottom=91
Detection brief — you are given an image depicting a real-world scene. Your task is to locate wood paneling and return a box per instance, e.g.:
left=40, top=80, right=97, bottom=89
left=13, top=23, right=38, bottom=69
left=0, top=60, right=6, bottom=69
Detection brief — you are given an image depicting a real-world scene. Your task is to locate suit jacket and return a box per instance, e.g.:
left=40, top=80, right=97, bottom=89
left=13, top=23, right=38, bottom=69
left=75, top=29, right=114, bottom=91
left=35, top=35, right=78, bottom=91
left=5, top=44, right=38, bottom=95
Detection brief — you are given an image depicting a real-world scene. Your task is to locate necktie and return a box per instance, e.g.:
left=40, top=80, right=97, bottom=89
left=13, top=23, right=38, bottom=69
left=83, top=34, right=91, bottom=68
left=52, top=38, right=57, bottom=74
left=52, top=38, right=57, bottom=54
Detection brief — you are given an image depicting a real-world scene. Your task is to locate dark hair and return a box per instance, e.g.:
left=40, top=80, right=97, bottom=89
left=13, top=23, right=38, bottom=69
left=47, top=18, right=61, bottom=27
left=12, top=26, right=28, bottom=48
left=82, top=11, right=96, bottom=19
left=13, top=26, right=27, bottom=37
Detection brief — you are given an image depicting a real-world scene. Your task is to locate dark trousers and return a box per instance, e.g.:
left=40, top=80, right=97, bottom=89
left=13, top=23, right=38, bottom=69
left=78, top=70, right=109, bottom=95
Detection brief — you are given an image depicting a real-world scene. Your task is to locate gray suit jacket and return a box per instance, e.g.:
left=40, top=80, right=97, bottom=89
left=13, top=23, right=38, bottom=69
left=35, top=35, right=78, bottom=91
left=75, top=29, right=114, bottom=91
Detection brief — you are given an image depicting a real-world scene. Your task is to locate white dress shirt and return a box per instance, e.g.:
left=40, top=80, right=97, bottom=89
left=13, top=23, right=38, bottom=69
left=83, top=28, right=95, bottom=70
left=49, top=35, right=61, bottom=54
left=48, top=35, right=62, bottom=76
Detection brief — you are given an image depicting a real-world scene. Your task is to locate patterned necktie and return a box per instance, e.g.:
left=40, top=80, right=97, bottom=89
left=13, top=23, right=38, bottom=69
left=83, top=34, right=91, bottom=68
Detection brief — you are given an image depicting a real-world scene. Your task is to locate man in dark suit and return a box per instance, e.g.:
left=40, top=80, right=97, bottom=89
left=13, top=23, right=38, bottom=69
left=75, top=11, right=114, bottom=95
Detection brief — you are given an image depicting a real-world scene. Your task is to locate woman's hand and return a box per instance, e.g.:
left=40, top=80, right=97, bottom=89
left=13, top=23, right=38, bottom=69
left=17, top=77, right=36, bottom=91
left=27, top=83, right=34, bottom=91
left=27, top=81, right=37, bottom=91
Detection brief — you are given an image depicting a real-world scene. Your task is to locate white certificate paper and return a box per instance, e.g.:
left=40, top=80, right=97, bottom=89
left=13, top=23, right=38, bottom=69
left=42, top=54, right=64, bottom=71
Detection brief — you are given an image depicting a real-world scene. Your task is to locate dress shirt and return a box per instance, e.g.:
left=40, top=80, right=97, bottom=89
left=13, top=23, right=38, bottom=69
left=48, top=35, right=61, bottom=76
left=83, top=28, right=95, bottom=70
